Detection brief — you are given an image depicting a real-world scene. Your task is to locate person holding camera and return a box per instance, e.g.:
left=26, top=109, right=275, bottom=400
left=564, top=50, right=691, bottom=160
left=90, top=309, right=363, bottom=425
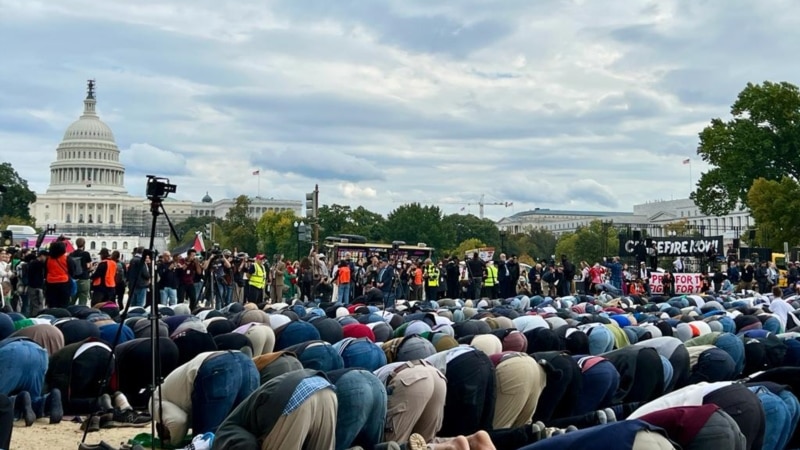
left=205, top=249, right=233, bottom=309
left=157, top=251, right=179, bottom=306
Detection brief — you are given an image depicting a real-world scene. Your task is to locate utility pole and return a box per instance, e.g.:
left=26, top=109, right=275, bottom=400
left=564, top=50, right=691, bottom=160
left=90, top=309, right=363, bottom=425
left=313, top=184, right=320, bottom=247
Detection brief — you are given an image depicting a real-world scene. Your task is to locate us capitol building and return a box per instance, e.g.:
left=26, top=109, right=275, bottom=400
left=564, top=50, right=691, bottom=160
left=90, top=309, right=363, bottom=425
left=29, top=81, right=301, bottom=254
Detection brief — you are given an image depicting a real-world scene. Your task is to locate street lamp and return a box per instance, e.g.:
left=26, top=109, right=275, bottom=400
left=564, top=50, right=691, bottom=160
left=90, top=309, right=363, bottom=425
left=500, top=230, right=507, bottom=254
left=294, top=220, right=305, bottom=260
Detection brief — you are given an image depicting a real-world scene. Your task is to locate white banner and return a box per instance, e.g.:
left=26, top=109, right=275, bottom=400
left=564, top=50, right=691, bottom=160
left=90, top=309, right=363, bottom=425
left=648, top=272, right=704, bottom=295
left=465, top=247, right=496, bottom=262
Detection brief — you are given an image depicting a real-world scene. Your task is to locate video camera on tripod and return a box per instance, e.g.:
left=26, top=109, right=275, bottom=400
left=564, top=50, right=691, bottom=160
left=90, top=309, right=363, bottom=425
left=146, top=175, right=177, bottom=201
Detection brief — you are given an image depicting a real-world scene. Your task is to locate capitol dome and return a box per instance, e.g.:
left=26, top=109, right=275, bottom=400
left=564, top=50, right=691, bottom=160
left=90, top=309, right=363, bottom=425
left=202, top=192, right=213, bottom=203
left=47, top=80, right=127, bottom=195
left=62, top=114, right=116, bottom=142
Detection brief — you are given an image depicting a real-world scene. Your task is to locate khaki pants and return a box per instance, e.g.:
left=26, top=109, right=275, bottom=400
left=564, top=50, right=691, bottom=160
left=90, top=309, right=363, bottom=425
left=632, top=430, right=676, bottom=449
left=261, top=388, right=337, bottom=450
left=385, top=363, right=447, bottom=443
left=493, top=354, right=547, bottom=429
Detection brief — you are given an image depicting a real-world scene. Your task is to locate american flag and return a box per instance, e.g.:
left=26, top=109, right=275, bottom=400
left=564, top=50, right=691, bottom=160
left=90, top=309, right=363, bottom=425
left=682, top=158, right=690, bottom=165
left=252, top=170, right=260, bottom=175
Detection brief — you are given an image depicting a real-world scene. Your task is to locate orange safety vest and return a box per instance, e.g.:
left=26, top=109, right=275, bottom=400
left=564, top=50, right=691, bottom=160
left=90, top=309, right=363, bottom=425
left=46, top=255, right=69, bottom=283
left=338, top=266, right=351, bottom=284
left=414, top=268, right=423, bottom=285
left=93, top=259, right=117, bottom=288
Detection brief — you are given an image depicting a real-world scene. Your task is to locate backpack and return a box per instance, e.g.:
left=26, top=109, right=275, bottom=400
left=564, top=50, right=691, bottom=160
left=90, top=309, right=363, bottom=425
left=69, top=255, right=84, bottom=277
left=115, top=263, right=126, bottom=286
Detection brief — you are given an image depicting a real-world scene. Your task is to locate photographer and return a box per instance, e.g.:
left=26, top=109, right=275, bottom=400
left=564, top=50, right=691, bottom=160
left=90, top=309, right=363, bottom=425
left=177, top=249, right=202, bottom=310
left=204, top=249, right=233, bottom=309
left=157, top=251, right=179, bottom=306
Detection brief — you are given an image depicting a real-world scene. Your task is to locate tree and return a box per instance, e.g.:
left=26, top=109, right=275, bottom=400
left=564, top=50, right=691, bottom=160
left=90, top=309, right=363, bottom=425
left=317, top=204, right=351, bottom=239
left=747, top=177, right=800, bottom=249
left=219, top=195, right=258, bottom=254
left=346, top=206, right=386, bottom=242
left=691, top=81, right=800, bottom=216
left=174, top=215, right=217, bottom=247
left=0, top=162, right=36, bottom=224
left=384, top=203, right=454, bottom=251
left=256, top=210, right=299, bottom=259
left=441, top=214, right=501, bottom=251
left=663, top=219, right=692, bottom=237
left=555, top=220, right=617, bottom=264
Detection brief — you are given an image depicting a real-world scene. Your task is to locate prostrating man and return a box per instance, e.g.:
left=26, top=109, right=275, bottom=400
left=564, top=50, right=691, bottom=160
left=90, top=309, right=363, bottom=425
left=212, top=369, right=337, bottom=450
left=152, top=350, right=259, bottom=447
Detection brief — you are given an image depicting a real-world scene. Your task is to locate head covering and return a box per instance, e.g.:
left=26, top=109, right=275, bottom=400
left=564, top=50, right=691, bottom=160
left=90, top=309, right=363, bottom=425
left=470, top=334, right=503, bottom=355
left=342, top=323, right=376, bottom=342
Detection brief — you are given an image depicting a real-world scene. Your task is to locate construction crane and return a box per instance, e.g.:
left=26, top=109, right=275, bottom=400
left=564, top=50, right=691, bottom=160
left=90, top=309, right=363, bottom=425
left=397, top=194, right=513, bottom=219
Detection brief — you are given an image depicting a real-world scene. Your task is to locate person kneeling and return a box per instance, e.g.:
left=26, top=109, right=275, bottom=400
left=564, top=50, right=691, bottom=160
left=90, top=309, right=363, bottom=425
left=213, top=369, right=337, bottom=450
left=152, top=350, right=259, bottom=447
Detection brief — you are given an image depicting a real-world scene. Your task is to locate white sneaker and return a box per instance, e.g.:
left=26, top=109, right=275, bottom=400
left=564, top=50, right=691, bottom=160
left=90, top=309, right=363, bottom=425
left=184, top=432, right=214, bottom=450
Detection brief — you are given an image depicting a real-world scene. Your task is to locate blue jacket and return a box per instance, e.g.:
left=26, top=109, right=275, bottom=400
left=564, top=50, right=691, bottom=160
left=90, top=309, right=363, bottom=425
left=519, top=420, right=672, bottom=450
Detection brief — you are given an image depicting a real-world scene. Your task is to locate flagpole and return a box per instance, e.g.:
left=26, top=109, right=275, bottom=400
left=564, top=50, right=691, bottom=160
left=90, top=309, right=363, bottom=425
left=688, top=160, right=693, bottom=194
left=258, top=170, right=261, bottom=198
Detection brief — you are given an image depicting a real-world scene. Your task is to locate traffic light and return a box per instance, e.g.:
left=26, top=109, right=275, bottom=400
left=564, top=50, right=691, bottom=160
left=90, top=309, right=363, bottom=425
left=303, top=228, right=313, bottom=242
left=306, top=191, right=318, bottom=219
left=204, top=223, right=213, bottom=239
left=1, top=230, right=12, bottom=247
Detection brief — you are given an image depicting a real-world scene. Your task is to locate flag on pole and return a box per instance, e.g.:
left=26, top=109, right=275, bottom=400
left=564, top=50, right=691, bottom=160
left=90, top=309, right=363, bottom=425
left=682, top=158, right=690, bottom=165
left=460, top=207, right=465, bottom=211
left=252, top=170, right=260, bottom=175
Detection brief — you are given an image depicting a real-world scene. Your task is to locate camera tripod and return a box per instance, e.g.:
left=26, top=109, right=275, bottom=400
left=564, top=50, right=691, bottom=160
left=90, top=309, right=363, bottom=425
left=81, top=176, right=180, bottom=450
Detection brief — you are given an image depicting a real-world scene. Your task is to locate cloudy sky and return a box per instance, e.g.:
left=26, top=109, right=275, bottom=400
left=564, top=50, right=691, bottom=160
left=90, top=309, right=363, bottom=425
left=2, top=0, right=798, bottom=221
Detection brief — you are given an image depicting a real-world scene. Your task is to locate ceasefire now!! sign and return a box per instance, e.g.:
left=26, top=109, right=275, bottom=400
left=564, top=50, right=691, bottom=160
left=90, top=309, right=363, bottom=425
left=618, top=236, right=724, bottom=257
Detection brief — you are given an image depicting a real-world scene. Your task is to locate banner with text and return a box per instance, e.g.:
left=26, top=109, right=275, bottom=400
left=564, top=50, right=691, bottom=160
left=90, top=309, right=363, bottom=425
left=619, top=236, right=723, bottom=257
left=648, top=272, right=703, bottom=295
left=466, top=247, right=496, bottom=262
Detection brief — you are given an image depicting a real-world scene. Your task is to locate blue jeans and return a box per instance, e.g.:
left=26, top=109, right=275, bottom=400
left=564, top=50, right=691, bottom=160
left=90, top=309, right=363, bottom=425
left=337, top=339, right=387, bottom=372
left=337, top=283, right=351, bottom=305
left=297, top=343, right=345, bottom=372
left=470, top=278, right=482, bottom=299
left=714, top=333, right=745, bottom=377
left=160, top=287, right=177, bottom=306
left=382, top=290, right=395, bottom=309
left=334, top=370, right=386, bottom=450
left=0, top=340, right=48, bottom=401
left=215, top=283, right=232, bottom=310
left=190, top=351, right=259, bottom=437
left=131, top=288, right=147, bottom=307
left=749, top=385, right=792, bottom=450
left=572, top=359, right=620, bottom=415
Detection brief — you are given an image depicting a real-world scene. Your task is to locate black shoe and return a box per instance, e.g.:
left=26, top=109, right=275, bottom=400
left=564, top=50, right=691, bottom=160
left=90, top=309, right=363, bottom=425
left=78, top=441, right=118, bottom=450
left=47, top=388, right=63, bottom=424
left=80, top=415, right=101, bottom=433
left=110, top=408, right=150, bottom=427
left=98, top=412, right=115, bottom=428
left=15, top=391, right=36, bottom=426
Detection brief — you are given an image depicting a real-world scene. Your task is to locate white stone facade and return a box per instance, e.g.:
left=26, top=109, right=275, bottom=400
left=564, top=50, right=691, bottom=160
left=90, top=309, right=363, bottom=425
left=497, top=199, right=754, bottom=238
left=29, top=81, right=302, bottom=254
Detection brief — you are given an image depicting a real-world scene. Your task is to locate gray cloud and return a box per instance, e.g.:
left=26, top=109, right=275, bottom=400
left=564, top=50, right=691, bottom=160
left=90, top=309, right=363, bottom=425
left=0, top=1, right=794, bottom=219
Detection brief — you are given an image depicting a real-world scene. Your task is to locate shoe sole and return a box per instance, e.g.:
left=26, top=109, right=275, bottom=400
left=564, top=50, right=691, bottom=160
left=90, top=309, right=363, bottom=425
left=107, top=421, right=150, bottom=428
left=407, top=433, right=427, bottom=450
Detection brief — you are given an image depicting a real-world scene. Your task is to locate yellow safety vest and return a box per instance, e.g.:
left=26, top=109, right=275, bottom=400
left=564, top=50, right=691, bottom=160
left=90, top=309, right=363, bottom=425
left=425, top=266, right=440, bottom=287
left=485, top=265, right=498, bottom=287
left=249, top=263, right=265, bottom=289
